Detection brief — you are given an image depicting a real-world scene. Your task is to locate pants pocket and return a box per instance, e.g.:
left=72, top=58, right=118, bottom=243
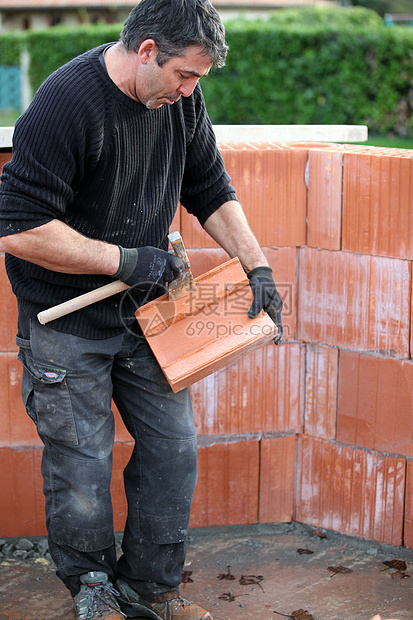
left=17, top=337, right=78, bottom=446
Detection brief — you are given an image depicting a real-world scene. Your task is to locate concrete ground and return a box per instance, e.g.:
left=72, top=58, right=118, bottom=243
left=0, top=522, right=412, bottom=620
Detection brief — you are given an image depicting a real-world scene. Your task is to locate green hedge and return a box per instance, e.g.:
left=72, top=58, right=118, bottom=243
left=202, top=15, right=413, bottom=135
left=0, top=30, right=24, bottom=65
left=1, top=6, right=413, bottom=135
left=25, top=23, right=122, bottom=92
left=263, top=5, right=383, bottom=28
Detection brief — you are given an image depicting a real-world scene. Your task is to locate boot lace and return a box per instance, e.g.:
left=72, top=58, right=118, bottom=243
left=85, top=582, right=125, bottom=619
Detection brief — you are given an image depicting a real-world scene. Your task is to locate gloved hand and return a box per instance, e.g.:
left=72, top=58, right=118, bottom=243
left=114, top=245, right=184, bottom=290
left=247, top=266, right=283, bottom=345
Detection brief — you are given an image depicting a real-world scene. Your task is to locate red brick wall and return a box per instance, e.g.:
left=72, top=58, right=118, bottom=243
left=1, top=142, right=412, bottom=548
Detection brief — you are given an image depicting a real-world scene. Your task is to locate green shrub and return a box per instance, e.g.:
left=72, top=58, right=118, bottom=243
left=0, top=30, right=25, bottom=65
left=265, top=5, right=383, bottom=28
left=201, top=7, right=413, bottom=135
left=26, top=23, right=122, bottom=92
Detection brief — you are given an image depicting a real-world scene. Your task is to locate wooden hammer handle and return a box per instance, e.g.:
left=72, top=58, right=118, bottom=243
left=37, top=280, right=130, bottom=325
left=37, top=234, right=189, bottom=325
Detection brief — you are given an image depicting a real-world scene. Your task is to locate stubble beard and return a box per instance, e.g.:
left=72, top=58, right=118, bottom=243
left=145, top=94, right=181, bottom=110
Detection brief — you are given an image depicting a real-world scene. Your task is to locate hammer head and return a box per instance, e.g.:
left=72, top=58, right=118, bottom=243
left=168, top=232, right=197, bottom=301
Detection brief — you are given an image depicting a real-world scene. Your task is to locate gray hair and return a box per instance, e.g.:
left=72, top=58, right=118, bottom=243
left=120, top=0, right=228, bottom=68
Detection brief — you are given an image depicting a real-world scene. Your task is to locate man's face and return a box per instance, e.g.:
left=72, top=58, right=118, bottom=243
left=136, top=44, right=212, bottom=109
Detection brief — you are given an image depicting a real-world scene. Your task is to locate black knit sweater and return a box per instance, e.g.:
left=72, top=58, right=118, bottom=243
left=0, top=45, right=236, bottom=339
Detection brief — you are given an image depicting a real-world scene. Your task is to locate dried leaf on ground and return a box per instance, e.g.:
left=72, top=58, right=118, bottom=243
left=217, top=565, right=236, bottom=580
left=273, top=609, right=315, bottom=620
left=292, top=611, right=316, bottom=620
left=181, top=570, right=193, bottom=583
left=297, top=548, right=314, bottom=555
left=327, top=565, right=353, bottom=577
left=239, top=574, right=265, bottom=591
left=239, top=575, right=264, bottom=585
left=391, top=570, right=411, bottom=580
left=218, top=591, right=246, bottom=602
left=382, top=559, right=407, bottom=571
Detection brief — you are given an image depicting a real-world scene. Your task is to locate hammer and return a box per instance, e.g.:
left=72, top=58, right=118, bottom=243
left=37, top=232, right=195, bottom=325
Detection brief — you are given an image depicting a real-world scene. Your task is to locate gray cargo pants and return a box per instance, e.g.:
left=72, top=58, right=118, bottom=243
left=16, top=308, right=197, bottom=599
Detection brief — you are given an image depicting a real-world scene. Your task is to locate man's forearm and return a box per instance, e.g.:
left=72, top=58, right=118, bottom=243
left=0, top=201, right=265, bottom=278
left=203, top=200, right=269, bottom=272
left=0, top=219, right=120, bottom=276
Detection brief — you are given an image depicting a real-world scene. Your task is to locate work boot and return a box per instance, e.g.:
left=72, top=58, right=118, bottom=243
left=73, top=571, right=126, bottom=619
left=116, top=578, right=213, bottom=619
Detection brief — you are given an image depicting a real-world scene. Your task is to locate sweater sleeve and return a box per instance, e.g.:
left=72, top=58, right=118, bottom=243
left=0, top=59, right=103, bottom=237
left=179, top=84, right=237, bottom=227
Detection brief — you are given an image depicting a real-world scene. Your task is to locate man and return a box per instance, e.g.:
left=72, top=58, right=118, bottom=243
left=0, top=1, right=283, bottom=618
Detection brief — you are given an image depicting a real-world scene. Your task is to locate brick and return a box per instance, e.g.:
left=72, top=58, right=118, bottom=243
left=305, top=344, right=338, bottom=440
left=368, top=256, right=411, bottom=357
left=0, top=151, right=12, bottom=172
left=135, top=258, right=278, bottom=392
left=0, top=352, right=41, bottom=448
left=289, top=143, right=341, bottom=150
left=190, top=342, right=305, bottom=436
left=297, top=247, right=411, bottom=357
left=186, top=248, right=232, bottom=278
left=180, top=143, right=307, bottom=248
left=112, top=401, right=134, bottom=442
left=405, top=461, right=413, bottom=549
left=259, top=436, right=296, bottom=523
left=0, top=446, right=46, bottom=537
left=308, top=150, right=342, bottom=250
left=190, top=439, right=259, bottom=527
left=342, top=150, right=413, bottom=259
left=0, top=255, right=19, bottom=352
left=261, top=341, right=305, bottom=435
left=337, top=350, right=413, bottom=456
left=295, top=435, right=405, bottom=545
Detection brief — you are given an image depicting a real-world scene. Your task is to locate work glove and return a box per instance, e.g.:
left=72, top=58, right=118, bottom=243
left=247, top=266, right=283, bottom=345
left=114, top=245, right=184, bottom=290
